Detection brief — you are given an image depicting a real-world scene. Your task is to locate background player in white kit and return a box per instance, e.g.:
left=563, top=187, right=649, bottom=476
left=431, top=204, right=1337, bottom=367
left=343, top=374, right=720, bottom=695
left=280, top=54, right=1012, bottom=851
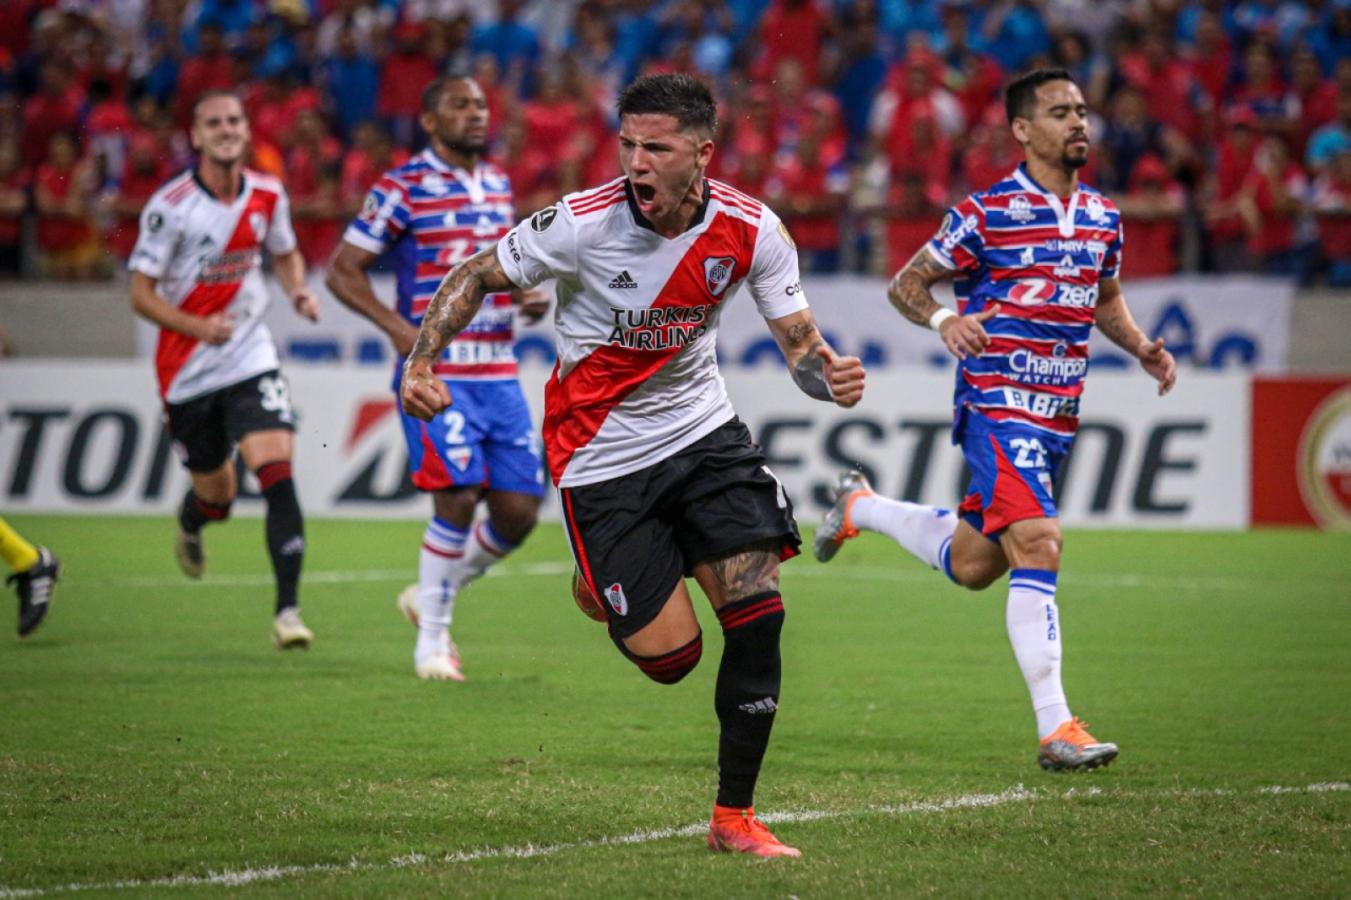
left=129, top=90, right=321, bottom=649
left=816, top=69, right=1177, bottom=770
left=402, top=74, right=865, bottom=858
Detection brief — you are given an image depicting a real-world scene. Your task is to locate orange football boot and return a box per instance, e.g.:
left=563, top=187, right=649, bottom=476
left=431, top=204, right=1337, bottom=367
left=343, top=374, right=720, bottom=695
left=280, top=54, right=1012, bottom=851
left=1038, top=717, right=1119, bottom=771
left=707, top=805, right=801, bottom=858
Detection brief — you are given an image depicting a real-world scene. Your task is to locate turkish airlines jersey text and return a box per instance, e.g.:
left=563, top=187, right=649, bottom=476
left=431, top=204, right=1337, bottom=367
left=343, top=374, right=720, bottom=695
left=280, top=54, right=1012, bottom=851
left=343, top=150, right=517, bottom=384
left=497, top=177, right=807, bottom=488
left=130, top=169, right=297, bottom=404
left=926, top=163, right=1124, bottom=440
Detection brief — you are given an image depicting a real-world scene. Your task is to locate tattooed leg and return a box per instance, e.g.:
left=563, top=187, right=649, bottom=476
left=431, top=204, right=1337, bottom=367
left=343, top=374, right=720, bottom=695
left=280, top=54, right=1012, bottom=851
left=704, top=540, right=786, bottom=809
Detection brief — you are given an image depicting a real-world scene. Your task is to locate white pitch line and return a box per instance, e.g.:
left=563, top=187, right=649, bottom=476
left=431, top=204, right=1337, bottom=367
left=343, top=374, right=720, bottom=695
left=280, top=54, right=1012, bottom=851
left=0, top=783, right=1344, bottom=898
left=76, top=562, right=1272, bottom=593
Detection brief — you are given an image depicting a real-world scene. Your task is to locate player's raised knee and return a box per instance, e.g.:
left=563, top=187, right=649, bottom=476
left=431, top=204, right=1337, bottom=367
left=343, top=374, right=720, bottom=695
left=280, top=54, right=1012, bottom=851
left=620, top=633, right=704, bottom=685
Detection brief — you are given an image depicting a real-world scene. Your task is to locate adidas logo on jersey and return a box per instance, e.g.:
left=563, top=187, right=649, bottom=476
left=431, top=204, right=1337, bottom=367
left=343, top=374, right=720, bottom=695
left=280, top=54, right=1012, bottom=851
left=608, top=270, right=638, bottom=289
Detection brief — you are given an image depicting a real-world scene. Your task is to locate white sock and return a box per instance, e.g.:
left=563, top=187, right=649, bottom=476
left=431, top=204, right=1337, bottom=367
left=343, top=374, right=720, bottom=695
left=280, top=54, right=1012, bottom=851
left=453, top=520, right=518, bottom=590
left=850, top=494, right=959, bottom=572
left=1006, top=569, right=1072, bottom=739
left=415, top=517, right=467, bottom=663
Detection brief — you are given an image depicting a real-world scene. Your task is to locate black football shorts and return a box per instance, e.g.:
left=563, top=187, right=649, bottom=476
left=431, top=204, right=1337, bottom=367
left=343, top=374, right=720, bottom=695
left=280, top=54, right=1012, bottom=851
left=163, top=369, right=296, bottom=472
left=559, top=417, right=800, bottom=639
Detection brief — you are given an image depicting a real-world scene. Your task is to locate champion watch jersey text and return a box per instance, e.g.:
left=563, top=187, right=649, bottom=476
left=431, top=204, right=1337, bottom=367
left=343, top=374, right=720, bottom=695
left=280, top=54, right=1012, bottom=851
left=343, top=149, right=518, bottom=382
left=927, top=163, right=1124, bottom=438
left=129, top=169, right=295, bottom=403
left=497, top=177, right=807, bottom=487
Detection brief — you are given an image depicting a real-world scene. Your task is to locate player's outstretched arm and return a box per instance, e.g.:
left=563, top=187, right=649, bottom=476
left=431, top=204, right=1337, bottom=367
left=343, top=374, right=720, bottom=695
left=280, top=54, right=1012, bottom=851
left=888, top=246, right=992, bottom=359
left=273, top=248, right=320, bottom=322
left=325, top=241, right=420, bottom=355
left=129, top=271, right=234, bottom=345
left=766, top=308, right=865, bottom=408
left=1094, top=277, right=1177, bottom=396
left=401, top=245, right=516, bottom=421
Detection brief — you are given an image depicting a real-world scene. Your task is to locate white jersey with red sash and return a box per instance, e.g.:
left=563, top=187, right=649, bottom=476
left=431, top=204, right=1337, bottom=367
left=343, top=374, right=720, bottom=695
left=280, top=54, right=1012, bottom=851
left=130, top=168, right=297, bottom=403
left=497, top=177, right=806, bottom=488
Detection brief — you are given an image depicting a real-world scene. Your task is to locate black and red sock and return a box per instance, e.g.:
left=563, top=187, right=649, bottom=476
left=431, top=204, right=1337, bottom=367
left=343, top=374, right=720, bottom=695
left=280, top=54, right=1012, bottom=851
left=714, top=591, right=786, bottom=809
left=257, top=460, right=304, bottom=614
left=179, top=490, right=231, bottom=534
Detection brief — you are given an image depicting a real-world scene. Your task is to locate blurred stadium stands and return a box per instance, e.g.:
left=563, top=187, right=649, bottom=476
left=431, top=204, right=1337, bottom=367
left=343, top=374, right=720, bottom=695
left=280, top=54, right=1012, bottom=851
left=0, top=0, right=1349, bottom=285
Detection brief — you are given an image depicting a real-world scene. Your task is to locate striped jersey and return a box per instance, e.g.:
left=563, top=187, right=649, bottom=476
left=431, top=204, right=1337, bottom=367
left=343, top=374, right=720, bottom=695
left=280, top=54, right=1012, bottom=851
left=497, top=177, right=807, bottom=488
left=927, top=163, right=1124, bottom=438
left=343, top=149, right=518, bottom=381
left=130, top=169, right=296, bottom=403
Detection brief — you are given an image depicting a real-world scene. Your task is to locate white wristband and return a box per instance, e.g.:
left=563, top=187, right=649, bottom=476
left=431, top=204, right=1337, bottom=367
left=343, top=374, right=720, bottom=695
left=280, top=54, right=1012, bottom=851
left=928, top=308, right=956, bottom=331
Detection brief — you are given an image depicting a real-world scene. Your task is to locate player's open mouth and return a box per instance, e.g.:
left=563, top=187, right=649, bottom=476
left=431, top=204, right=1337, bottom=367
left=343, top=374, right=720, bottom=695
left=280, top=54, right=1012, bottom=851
left=634, top=183, right=657, bottom=208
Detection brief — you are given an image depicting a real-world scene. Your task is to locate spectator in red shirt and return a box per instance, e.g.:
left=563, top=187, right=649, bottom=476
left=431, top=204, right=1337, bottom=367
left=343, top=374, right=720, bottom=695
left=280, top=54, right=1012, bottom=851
left=961, top=102, right=1024, bottom=193
left=1183, top=10, right=1232, bottom=118
left=1311, top=144, right=1351, bottom=285
left=1203, top=109, right=1260, bottom=271
left=378, top=22, right=439, bottom=149
left=768, top=129, right=848, bottom=273
left=340, top=121, right=408, bottom=218
left=75, top=28, right=127, bottom=103
left=1118, top=26, right=1208, bottom=145
left=1117, top=154, right=1187, bottom=278
left=1291, top=45, right=1338, bottom=159
left=0, top=139, right=28, bottom=277
left=729, top=137, right=772, bottom=199
left=500, top=115, right=556, bottom=217
left=1227, top=41, right=1300, bottom=140
left=1238, top=134, right=1311, bottom=276
left=34, top=131, right=100, bottom=280
left=756, top=0, right=831, bottom=84
left=880, top=171, right=945, bottom=276
left=286, top=108, right=344, bottom=266
left=84, top=78, right=136, bottom=192
left=247, top=69, right=324, bottom=151
left=870, top=53, right=963, bottom=193
left=20, top=60, right=83, bottom=172
left=101, top=134, right=169, bottom=261
left=174, top=21, right=234, bottom=127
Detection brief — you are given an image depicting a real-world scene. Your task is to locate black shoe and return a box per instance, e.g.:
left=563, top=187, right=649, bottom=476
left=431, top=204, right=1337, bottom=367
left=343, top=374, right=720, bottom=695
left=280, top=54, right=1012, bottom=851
left=12, top=546, right=59, bottom=637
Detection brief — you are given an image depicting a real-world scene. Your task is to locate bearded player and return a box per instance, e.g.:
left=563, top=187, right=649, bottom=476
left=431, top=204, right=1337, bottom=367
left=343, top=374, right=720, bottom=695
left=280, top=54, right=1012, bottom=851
left=816, top=69, right=1176, bottom=771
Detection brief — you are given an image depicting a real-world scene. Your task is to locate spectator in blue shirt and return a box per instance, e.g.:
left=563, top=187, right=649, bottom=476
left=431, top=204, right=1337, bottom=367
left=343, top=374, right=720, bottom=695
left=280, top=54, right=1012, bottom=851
left=471, top=0, right=540, bottom=96
left=323, top=24, right=379, bottom=141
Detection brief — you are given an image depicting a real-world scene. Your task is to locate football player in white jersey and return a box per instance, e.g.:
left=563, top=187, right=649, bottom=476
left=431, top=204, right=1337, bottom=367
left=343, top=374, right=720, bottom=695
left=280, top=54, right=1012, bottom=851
left=817, top=69, right=1176, bottom=771
left=129, top=91, right=321, bottom=649
left=402, top=74, right=865, bottom=858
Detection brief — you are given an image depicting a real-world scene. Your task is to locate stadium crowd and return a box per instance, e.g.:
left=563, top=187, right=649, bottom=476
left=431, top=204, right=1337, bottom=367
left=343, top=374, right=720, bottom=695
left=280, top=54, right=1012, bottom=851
left=1, top=0, right=1350, bottom=284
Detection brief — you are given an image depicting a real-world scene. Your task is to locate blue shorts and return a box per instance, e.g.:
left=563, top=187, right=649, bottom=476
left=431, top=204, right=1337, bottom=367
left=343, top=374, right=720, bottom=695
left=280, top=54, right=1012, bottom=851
left=956, top=410, right=1071, bottom=538
left=399, top=379, right=546, bottom=496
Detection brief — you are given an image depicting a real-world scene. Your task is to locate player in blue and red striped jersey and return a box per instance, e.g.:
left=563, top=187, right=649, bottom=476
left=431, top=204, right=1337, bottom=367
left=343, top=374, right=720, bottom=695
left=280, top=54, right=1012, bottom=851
left=326, top=76, right=546, bottom=682
left=816, top=69, right=1177, bottom=772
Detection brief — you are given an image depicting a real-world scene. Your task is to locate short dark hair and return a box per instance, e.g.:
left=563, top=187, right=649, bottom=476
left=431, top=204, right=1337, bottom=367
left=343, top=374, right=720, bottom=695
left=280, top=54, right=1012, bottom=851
left=421, top=75, right=481, bottom=113
left=192, top=89, right=243, bottom=125
left=617, top=73, right=717, bottom=137
left=1004, top=68, right=1075, bottom=124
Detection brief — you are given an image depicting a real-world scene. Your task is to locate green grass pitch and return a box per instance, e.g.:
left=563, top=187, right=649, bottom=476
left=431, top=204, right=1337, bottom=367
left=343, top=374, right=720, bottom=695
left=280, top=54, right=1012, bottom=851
left=2, top=514, right=1348, bottom=897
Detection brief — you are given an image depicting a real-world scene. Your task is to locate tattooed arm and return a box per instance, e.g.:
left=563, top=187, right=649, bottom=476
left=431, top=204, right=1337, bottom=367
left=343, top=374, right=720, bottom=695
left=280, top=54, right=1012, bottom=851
left=1095, top=277, right=1177, bottom=395
left=888, top=246, right=994, bottom=359
left=766, top=308, right=866, bottom=407
left=400, top=245, right=517, bottom=420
